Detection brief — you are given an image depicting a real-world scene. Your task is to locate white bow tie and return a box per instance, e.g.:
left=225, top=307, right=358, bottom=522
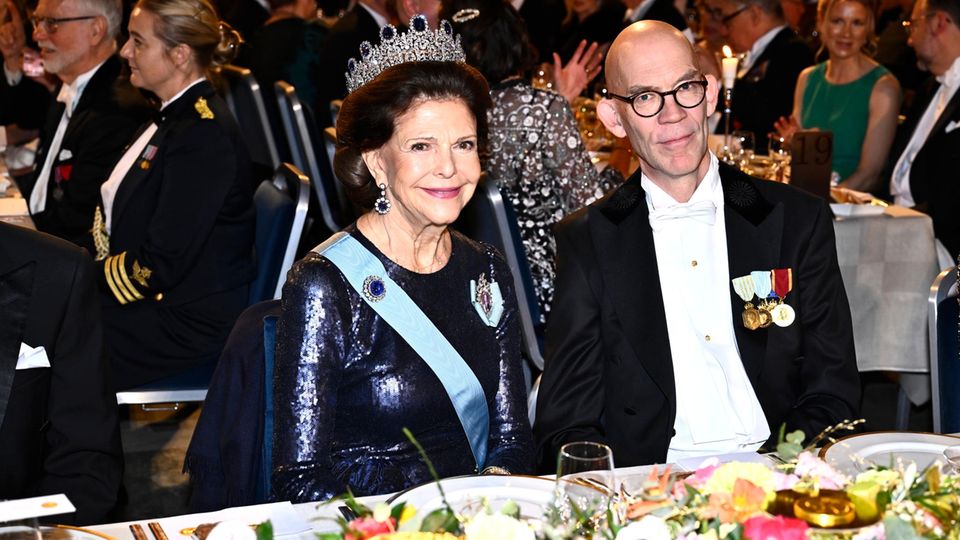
left=648, top=200, right=717, bottom=231
left=56, top=83, right=77, bottom=118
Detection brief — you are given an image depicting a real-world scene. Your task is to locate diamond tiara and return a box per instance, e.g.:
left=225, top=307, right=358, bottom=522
left=345, top=14, right=467, bottom=94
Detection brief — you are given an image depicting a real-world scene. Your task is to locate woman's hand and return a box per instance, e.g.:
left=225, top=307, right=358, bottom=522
left=552, top=40, right=603, bottom=103
left=773, top=115, right=800, bottom=143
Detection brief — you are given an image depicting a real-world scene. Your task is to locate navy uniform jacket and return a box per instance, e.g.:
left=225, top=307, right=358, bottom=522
left=534, top=162, right=860, bottom=470
left=0, top=222, right=122, bottom=525
left=95, top=80, right=256, bottom=389
left=20, top=55, right=151, bottom=247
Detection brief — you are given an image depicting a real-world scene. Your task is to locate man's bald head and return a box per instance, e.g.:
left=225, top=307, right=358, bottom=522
left=604, top=20, right=699, bottom=95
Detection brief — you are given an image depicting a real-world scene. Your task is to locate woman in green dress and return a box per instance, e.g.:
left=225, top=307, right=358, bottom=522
left=775, top=0, right=901, bottom=193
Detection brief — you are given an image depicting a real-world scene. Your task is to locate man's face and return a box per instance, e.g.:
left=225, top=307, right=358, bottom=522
left=598, top=34, right=719, bottom=186
left=907, top=0, right=937, bottom=72
left=32, top=0, right=98, bottom=80
left=706, top=0, right=755, bottom=52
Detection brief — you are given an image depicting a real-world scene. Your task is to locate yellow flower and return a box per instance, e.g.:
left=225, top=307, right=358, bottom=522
left=702, top=462, right=777, bottom=507
left=399, top=505, right=418, bottom=525
left=854, top=469, right=900, bottom=490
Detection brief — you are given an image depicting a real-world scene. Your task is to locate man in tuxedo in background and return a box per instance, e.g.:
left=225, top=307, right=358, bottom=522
left=0, top=0, right=149, bottom=247
left=622, top=0, right=694, bottom=41
left=888, top=0, right=960, bottom=267
left=534, top=21, right=859, bottom=470
left=704, top=0, right=812, bottom=148
left=0, top=222, right=122, bottom=524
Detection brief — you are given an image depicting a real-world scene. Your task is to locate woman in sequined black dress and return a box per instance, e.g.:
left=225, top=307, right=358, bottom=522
left=271, top=49, right=534, bottom=501
left=444, top=0, right=623, bottom=324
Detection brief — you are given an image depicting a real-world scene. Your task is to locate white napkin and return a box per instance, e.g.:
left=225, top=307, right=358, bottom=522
left=17, top=343, right=50, bottom=370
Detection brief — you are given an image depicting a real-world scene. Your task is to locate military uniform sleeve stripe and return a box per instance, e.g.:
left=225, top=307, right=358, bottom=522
left=104, top=255, right=133, bottom=304
left=115, top=252, right=145, bottom=301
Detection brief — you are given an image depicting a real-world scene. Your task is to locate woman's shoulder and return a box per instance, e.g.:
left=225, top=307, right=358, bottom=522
left=450, top=229, right=510, bottom=275
left=285, top=250, right=353, bottom=295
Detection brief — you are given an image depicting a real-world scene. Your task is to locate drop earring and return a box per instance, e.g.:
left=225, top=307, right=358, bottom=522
left=374, top=183, right=391, bottom=215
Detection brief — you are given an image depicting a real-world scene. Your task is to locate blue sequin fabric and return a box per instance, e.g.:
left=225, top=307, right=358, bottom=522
left=272, top=226, right=534, bottom=502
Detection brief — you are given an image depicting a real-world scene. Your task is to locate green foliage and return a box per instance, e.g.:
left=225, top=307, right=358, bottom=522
left=256, top=521, right=274, bottom=540
left=419, top=508, right=461, bottom=534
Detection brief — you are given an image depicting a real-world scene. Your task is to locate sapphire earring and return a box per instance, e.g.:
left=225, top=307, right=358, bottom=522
left=374, top=183, right=391, bottom=215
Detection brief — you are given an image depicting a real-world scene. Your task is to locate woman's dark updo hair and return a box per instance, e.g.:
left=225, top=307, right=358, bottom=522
left=439, top=0, right=538, bottom=83
left=334, top=61, right=492, bottom=210
left=136, top=0, right=242, bottom=70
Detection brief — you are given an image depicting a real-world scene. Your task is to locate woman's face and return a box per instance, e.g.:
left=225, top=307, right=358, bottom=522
left=120, top=7, right=181, bottom=100
left=820, top=0, right=871, bottom=59
left=364, top=98, right=481, bottom=231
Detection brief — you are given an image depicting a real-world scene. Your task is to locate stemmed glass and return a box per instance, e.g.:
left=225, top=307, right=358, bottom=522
left=0, top=518, right=41, bottom=540
left=552, top=442, right=615, bottom=534
left=732, top=130, right=755, bottom=166
left=768, top=134, right=791, bottom=182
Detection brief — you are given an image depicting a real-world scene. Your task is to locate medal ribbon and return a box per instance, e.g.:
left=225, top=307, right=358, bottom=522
left=731, top=275, right=756, bottom=303
left=772, top=268, right=793, bottom=299
left=751, top=270, right=773, bottom=299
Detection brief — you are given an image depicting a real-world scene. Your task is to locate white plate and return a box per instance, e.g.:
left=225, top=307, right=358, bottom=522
left=829, top=203, right=886, bottom=217
left=387, top=475, right=564, bottom=520
left=820, top=432, right=960, bottom=474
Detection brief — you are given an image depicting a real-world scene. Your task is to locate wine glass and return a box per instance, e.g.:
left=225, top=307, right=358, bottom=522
left=768, top=134, right=791, bottom=182
left=553, top=442, right=615, bottom=533
left=0, top=517, right=41, bottom=540
left=732, top=130, right=755, bottom=162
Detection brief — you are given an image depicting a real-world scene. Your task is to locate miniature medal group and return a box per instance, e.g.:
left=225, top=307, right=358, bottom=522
left=731, top=268, right=795, bottom=330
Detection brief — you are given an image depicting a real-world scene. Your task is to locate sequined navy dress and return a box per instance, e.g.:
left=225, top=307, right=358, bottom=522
left=272, top=226, right=534, bottom=502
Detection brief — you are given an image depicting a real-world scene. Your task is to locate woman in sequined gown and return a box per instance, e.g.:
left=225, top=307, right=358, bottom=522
left=271, top=53, right=535, bottom=501
left=444, top=0, right=622, bottom=324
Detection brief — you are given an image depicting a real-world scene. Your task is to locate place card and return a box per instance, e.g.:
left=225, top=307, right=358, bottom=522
left=790, top=130, right=832, bottom=200
left=0, top=494, right=76, bottom=522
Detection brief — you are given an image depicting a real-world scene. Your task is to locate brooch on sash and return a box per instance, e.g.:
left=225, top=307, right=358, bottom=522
left=731, top=268, right=795, bottom=330
left=363, top=275, right=386, bottom=302
left=195, top=97, right=215, bottom=120
left=470, top=273, right=504, bottom=327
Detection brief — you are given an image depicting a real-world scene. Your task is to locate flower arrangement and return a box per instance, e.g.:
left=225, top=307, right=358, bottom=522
left=318, top=423, right=960, bottom=540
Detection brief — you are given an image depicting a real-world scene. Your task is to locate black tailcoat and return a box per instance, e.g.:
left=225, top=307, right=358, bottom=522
left=0, top=223, right=122, bottom=524
left=534, top=163, right=860, bottom=470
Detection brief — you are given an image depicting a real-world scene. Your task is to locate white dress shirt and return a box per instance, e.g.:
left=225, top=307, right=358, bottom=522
left=890, top=56, right=960, bottom=208
left=738, top=25, right=785, bottom=78
left=641, top=154, right=770, bottom=462
left=29, top=59, right=107, bottom=215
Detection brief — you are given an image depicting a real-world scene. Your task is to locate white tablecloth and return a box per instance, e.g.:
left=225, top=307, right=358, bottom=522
left=832, top=206, right=941, bottom=405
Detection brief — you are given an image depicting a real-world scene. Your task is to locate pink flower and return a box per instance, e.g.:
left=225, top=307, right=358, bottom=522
left=773, top=472, right=800, bottom=491
left=793, top=452, right=847, bottom=489
left=742, top=515, right=808, bottom=540
left=684, top=458, right=721, bottom=490
left=345, top=517, right=394, bottom=540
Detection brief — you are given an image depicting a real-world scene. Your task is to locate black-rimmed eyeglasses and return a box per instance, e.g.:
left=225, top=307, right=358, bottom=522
left=607, top=79, right=708, bottom=118
left=30, top=15, right=97, bottom=34
left=704, top=4, right=750, bottom=25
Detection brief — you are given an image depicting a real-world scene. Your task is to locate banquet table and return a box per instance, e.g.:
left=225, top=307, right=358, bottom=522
left=831, top=206, right=941, bottom=406
left=0, top=158, right=35, bottom=230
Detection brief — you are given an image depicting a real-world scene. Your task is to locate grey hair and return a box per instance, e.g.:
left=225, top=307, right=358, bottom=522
left=73, top=0, right=123, bottom=39
left=739, top=0, right=784, bottom=18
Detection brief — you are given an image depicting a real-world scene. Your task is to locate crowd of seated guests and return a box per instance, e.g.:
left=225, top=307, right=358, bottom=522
left=3, top=0, right=960, bottom=522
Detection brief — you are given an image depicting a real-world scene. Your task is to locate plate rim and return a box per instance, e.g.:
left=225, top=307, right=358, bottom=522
left=818, top=430, right=960, bottom=461
left=385, top=474, right=557, bottom=505
left=46, top=525, right=117, bottom=540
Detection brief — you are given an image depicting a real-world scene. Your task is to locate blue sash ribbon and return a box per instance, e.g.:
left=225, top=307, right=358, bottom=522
left=316, top=232, right=489, bottom=468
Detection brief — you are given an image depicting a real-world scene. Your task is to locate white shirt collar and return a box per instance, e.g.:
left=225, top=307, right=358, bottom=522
left=359, top=1, right=389, bottom=28
left=161, top=78, right=206, bottom=110
left=511, top=0, right=525, bottom=11
left=56, top=58, right=109, bottom=117
left=936, top=56, right=960, bottom=88
left=625, top=0, right=656, bottom=22
left=741, top=25, right=786, bottom=74
left=641, top=153, right=723, bottom=210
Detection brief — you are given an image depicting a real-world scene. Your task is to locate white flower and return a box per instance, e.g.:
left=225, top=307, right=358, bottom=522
left=616, top=516, right=671, bottom=540
left=464, top=513, right=535, bottom=540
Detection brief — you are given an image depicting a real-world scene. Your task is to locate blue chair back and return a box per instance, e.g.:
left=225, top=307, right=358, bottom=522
left=250, top=163, right=310, bottom=303
left=929, top=267, right=960, bottom=433
left=454, top=175, right=544, bottom=371
left=219, top=65, right=280, bottom=169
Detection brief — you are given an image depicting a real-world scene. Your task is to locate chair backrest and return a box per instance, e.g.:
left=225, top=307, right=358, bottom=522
left=929, top=267, right=960, bottom=433
left=455, top=175, right=544, bottom=371
left=250, top=163, right=309, bottom=303
left=274, top=81, right=349, bottom=236
left=218, top=65, right=280, bottom=169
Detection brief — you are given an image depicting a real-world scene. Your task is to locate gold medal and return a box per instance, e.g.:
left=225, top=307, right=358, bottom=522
left=771, top=303, right=796, bottom=327
left=742, top=303, right=761, bottom=330
left=758, top=306, right=773, bottom=328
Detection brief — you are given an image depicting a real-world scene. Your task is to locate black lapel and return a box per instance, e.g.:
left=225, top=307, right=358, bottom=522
left=745, top=28, right=792, bottom=78
left=927, top=84, right=960, bottom=141
left=26, top=94, right=67, bottom=196
left=596, top=172, right=675, bottom=402
left=60, top=56, right=121, bottom=143
left=0, top=261, right=36, bottom=430
left=719, top=162, right=782, bottom=384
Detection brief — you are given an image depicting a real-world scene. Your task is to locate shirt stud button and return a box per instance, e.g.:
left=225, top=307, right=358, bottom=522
left=705, top=334, right=711, bottom=342
left=691, top=260, right=698, bottom=267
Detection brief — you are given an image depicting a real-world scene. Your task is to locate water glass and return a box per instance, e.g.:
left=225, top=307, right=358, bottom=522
left=732, top=130, right=755, bottom=162
left=554, top=442, right=615, bottom=528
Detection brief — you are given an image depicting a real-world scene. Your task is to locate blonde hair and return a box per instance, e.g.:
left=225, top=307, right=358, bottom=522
left=816, top=0, right=878, bottom=56
left=135, top=0, right=242, bottom=70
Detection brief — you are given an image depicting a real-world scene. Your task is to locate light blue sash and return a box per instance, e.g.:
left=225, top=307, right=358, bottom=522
left=315, top=232, right=489, bottom=468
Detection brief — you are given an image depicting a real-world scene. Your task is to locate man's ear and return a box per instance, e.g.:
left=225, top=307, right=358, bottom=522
left=704, top=73, right=720, bottom=117
left=597, top=98, right=628, bottom=139
left=89, top=14, right=108, bottom=46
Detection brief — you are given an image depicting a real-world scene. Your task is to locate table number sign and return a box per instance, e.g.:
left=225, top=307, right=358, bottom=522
left=790, top=130, right=832, bottom=200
